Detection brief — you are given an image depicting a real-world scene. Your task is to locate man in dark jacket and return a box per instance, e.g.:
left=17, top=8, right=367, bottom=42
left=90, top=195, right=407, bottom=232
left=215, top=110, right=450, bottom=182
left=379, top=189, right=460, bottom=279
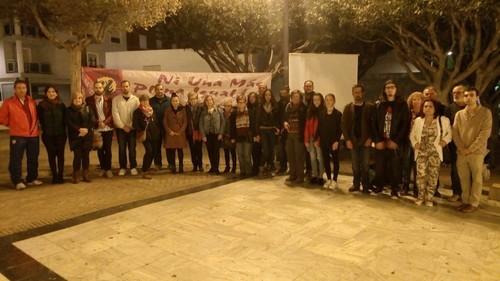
left=149, top=84, right=170, bottom=170
left=276, top=86, right=290, bottom=174
left=86, top=81, right=114, bottom=178
left=342, top=84, right=374, bottom=193
left=371, top=80, right=410, bottom=198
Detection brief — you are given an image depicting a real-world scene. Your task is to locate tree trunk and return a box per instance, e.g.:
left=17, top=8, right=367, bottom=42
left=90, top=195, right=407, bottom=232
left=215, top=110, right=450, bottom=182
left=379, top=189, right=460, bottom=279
left=69, top=46, right=83, bottom=97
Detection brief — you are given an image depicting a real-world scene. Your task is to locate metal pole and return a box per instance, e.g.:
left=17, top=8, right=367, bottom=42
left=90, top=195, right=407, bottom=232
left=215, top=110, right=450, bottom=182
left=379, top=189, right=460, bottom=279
left=282, top=0, right=289, bottom=85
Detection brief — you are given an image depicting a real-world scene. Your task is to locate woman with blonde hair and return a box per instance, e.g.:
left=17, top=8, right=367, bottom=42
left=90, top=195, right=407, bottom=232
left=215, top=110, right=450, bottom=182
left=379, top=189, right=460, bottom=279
left=402, top=91, right=424, bottom=196
left=199, top=95, right=225, bottom=174
left=66, top=92, right=95, bottom=184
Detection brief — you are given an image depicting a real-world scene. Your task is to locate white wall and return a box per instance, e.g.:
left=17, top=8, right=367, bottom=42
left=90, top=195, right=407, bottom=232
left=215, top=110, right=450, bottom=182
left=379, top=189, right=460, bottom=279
left=105, top=49, right=212, bottom=72
left=289, top=53, right=358, bottom=111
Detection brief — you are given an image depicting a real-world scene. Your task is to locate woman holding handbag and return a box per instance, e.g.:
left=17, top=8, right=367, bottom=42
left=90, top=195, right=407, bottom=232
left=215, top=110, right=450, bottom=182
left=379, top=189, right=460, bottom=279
left=66, top=92, right=95, bottom=184
left=133, top=94, right=160, bottom=179
left=410, top=99, right=452, bottom=206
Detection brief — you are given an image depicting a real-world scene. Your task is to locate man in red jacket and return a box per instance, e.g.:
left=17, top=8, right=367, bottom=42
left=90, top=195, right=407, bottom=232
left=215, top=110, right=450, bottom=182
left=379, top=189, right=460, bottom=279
left=0, top=79, right=42, bottom=190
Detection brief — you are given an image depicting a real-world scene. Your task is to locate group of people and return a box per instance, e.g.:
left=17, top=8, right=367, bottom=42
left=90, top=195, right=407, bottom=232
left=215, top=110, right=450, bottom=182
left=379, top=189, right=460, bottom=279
left=0, top=78, right=492, bottom=213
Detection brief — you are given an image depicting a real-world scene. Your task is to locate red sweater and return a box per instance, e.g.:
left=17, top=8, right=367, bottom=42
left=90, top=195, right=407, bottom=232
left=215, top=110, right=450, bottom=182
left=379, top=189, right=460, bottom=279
left=304, top=117, right=319, bottom=144
left=0, top=96, right=39, bottom=137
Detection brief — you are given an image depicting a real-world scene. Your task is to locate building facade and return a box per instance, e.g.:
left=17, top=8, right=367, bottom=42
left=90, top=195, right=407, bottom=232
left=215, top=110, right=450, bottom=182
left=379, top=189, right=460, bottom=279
left=0, top=19, right=127, bottom=104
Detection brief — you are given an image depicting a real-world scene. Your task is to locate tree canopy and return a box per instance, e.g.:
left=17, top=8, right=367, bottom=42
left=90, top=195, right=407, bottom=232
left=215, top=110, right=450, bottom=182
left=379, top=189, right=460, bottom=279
left=2, top=0, right=180, bottom=94
left=306, top=0, right=499, bottom=102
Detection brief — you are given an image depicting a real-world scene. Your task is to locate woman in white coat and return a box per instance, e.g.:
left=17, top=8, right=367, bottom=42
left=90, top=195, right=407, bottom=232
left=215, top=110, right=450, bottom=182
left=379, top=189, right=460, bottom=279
left=410, top=99, right=452, bottom=206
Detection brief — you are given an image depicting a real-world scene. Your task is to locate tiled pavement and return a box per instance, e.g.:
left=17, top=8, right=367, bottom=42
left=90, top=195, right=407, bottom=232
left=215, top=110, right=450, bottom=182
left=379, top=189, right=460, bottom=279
left=11, top=175, right=500, bottom=281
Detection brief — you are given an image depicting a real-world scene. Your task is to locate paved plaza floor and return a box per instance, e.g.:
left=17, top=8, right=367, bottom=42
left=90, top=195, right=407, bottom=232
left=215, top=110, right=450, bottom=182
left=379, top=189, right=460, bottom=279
left=7, top=175, right=500, bottom=281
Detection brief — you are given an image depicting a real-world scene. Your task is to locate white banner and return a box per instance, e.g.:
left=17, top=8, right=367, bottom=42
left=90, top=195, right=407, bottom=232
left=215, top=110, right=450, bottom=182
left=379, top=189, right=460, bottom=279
left=82, top=67, right=272, bottom=104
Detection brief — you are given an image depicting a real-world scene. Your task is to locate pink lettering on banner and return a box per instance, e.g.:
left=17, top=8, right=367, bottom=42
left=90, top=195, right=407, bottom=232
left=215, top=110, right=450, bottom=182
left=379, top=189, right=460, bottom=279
left=133, top=83, right=147, bottom=94
left=188, top=77, right=202, bottom=86
left=230, top=79, right=246, bottom=88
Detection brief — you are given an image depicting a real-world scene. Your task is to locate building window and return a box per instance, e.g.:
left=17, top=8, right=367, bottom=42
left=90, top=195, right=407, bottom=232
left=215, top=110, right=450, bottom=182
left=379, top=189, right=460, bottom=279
left=87, top=52, right=99, bottom=68
left=110, top=33, right=121, bottom=44
left=3, top=23, right=14, bottom=36
left=139, top=34, right=147, bottom=49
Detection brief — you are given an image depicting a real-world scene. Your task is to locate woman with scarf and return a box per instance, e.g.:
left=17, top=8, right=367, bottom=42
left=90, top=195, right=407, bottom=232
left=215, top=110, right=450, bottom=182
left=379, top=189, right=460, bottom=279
left=230, top=95, right=253, bottom=177
left=133, top=94, right=160, bottom=179
left=164, top=94, right=188, bottom=173
left=66, top=92, right=95, bottom=184
left=37, top=86, right=66, bottom=184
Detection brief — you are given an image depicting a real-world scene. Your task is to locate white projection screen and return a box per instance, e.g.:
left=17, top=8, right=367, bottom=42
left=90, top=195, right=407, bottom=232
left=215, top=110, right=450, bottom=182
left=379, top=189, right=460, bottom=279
left=288, top=53, right=359, bottom=111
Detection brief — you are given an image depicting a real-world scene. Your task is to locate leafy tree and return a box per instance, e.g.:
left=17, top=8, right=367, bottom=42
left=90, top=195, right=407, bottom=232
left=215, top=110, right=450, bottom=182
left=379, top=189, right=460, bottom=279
left=160, top=0, right=314, bottom=79
left=2, top=0, right=180, bottom=94
left=307, top=0, right=499, bottom=103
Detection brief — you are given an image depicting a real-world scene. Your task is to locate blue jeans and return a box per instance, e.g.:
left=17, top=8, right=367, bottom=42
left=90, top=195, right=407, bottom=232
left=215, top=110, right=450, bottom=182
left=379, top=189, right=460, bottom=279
left=9, top=136, right=39, bottom=184
left=116, top=129, right=137, bottom=169
left=236, top=141, right=252, bottom=176
left=306, top=141, right=324, bottom=178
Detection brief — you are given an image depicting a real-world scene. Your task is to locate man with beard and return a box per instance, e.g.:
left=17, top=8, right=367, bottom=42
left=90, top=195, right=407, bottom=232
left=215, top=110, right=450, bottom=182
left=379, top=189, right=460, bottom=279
left=86, top=81, right=114, bottom=178
left=112, top=80, right=140, bottom=176
left=342, top=84, right=374, bottom=193
left=149, top=84, right=171, bottom=170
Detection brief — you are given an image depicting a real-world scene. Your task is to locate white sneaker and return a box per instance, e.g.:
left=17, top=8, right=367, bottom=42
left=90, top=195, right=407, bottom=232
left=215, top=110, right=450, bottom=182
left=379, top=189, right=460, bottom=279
left=425, top=201, right=434, bottom=207
left=323, top=180, right=332, bottom=189
left=99, top=170, right=106, bottom=177
left=330, top=180, right=338, bottom=190
left=15, top=182, right=26, bottom=190
left=27, top=179, right=43, bottom=186
left=118, top=169, right=126, bottom=176
left=130, top=168, right=138, bottom=176
left=105, top=170, right=113, bottom=178
left=415, top=199, right=424, bottom=206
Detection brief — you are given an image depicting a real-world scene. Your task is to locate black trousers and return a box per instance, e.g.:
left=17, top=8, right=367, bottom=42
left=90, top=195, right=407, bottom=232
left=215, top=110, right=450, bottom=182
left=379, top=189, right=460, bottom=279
left=116, top=129, right=137, bottom=169
left=154, top=128, right=165, bottom=168
left=142, top=139, right=158, bottom=172
left=322, top=144, right=339, bottom=181
left=166, top=148, right=184, bottom=169
left=252, top=142, right=262, bottom=175
left=188, top=137, right=203, bottom=170
left=73, top=146, right=91, bottom=171
left=277, top=132, right=288, bottom=171
left=375, top=148, right=401, bottom=192
left=9, top=136, right=39, bottom=184
left=42, top=134, right=66, bottom=179
left=97, top=130, right=113, bottom=171
left=449, top=143, right=462, bottom=196
left=206, top=134, right=221, bottom=172
left=224, top=147, right=237, bottom=169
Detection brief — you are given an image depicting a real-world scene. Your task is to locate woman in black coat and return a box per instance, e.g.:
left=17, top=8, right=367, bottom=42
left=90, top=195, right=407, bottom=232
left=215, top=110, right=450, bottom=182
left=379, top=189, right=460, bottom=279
left=66, top=93, right=95, bottom=184
left=319, top=93, right=343, bottom=189
left=133, top=94, right=161, bottom=179
left=37, top=86, right=66, bottom=184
